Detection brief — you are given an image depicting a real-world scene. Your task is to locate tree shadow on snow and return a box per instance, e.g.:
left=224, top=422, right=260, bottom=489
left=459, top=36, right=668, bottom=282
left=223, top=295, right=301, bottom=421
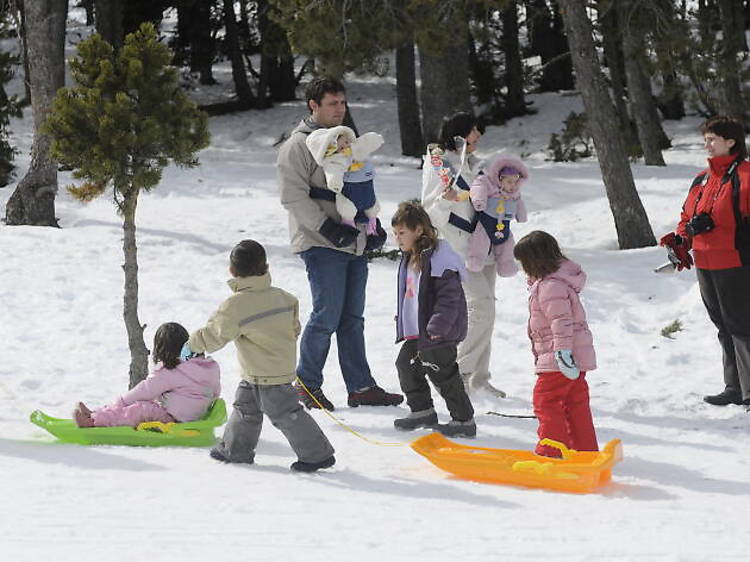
left=69, top=219, right=229, bottom=255
left=597, top=480, right=676, bottom=501
left=311, top=468, right=520, bottom=509
left=0, top=438, right=166, bottom=472
left=595, top=425, right=729, bottom=453
left=616, top=456, right=750, bottom=496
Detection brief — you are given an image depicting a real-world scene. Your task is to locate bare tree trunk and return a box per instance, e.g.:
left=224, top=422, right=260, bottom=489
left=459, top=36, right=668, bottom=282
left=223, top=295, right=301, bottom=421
left=546, top=0, right=575, bottom=90
left=188, top=0, right=216, bottom=85
left=257, top=0, right=278, bottom=108
left=526, top=0, right=570, bottom=92
left=223, top=0, right=255, bottom=108
left=19, top=1, right=31, bottom=103
left=396, top=40, right=424, bottom=157
left=717, top=0, right=746, bottom=120
left=122, top=0, right=165, bottom=37
left=418, top=24, right=472, bottom=144
left=258, top=0, right=296, bottom=102
left=501, top=1, right=527, bottom=116
left=617, top=1, right=667, bottom=165
left=81, top=0, right=94, bottom=26
left=122, top=188, right=149, bottom=388
left=94, top=0, right=123, bottom=50
left=557, top=0, right=656, bottom=249
left=5, top=0, right=66, bottom=227
left=597, top=1, right=637, bottom=149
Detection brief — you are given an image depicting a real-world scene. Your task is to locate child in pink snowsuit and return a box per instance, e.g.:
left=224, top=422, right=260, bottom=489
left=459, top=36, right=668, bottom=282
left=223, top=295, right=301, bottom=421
left=467, top=153, right=528, bottom=276
left=513, top=231, right=598, bottom=458
left=73, top=322, right=221, bottom=427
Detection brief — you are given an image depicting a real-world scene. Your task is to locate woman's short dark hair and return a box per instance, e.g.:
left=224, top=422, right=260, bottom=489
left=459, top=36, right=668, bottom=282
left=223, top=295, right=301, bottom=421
left=305, top=77, right=346, bottom=111
left=701, top=115, right=747, bottom=160
left=438, top=112, right=485, bottom=152
left=230, top=239, right=268, bottom=277
left=513, top=231, right=567, bottom=280
left=153, top=322, right=189, bottom=369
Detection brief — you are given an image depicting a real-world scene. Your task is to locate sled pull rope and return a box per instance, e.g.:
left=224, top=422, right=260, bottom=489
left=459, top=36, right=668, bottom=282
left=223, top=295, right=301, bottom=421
left=486, top=410, right=537, bottom=419
left=295, top=378, right=408, bottom=447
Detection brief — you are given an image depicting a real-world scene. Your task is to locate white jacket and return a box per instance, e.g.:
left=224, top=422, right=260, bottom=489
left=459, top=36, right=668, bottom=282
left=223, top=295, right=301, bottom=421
left=421, top=145, right=483, bottom=257
left=305, top=126, right=384, bottom=192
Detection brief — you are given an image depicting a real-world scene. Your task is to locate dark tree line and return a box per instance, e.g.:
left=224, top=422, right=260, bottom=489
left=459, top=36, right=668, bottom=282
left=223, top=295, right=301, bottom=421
left=4, top=0, right=750, bottom=249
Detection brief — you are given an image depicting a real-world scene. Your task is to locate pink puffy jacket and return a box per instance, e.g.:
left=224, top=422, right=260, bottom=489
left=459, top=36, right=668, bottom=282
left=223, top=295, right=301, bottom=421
left=120, top=357, right=221, bottom=422
left=527, top=260, right=596, bottom=373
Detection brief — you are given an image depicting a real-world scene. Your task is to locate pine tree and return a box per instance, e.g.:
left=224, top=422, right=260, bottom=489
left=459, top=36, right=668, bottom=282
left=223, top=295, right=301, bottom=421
left=45, top=23, right=210, bottom=388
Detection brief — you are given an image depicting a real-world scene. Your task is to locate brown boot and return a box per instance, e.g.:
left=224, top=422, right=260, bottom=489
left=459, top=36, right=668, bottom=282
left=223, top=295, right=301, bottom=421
left=73, top=402, right=95, bottom=427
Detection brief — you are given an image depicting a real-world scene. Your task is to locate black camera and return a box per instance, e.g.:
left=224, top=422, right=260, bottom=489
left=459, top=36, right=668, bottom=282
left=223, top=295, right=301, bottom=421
left=686, top=212, right=715, bottom=236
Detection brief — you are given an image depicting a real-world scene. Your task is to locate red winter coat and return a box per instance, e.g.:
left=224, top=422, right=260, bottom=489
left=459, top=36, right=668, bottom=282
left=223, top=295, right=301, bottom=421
left=677, top=154, right=750, bottom=270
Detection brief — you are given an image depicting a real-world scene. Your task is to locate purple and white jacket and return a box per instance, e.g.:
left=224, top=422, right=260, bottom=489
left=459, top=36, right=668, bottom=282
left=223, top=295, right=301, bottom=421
left=395, top=240, right=468, bottom=350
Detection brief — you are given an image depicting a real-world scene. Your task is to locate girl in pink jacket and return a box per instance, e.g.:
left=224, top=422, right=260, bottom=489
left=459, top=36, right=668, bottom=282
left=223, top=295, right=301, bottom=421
left=73, top=322, right=221, bottom=427
left=513, top=231, right=598, bottom=457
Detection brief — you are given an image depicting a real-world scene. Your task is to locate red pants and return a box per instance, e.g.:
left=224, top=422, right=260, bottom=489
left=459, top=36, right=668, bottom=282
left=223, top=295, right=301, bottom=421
left=533, top=371, right=598, bottom=457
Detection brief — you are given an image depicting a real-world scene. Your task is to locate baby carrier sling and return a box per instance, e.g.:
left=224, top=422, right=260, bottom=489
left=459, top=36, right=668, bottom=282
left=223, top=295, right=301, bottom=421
left=477, top=197, right=515, bottom=246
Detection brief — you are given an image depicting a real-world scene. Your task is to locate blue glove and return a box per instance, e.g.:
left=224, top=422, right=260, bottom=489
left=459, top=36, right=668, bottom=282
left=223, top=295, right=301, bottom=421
left=554, top=349, right=580, bottom=380
left=180, top=343, right=196, bottom=362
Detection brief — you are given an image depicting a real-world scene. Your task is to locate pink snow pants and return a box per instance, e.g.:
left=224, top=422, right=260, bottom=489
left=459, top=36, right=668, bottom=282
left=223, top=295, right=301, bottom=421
left=92, top=400, right=175, bottom=427
left=466, top=226, right=518, bottom=277
left=532, top=371, right=598, bottom=457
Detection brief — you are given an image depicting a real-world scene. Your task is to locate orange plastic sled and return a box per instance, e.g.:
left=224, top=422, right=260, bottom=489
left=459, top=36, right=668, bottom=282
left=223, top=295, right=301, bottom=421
left=410, top=433, right=623, bottom=493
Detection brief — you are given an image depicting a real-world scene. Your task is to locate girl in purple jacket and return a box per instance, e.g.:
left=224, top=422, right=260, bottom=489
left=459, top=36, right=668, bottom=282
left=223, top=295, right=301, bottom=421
left=73, top=322, right=221, bottom=428
left=513, top=231, right=598, bottom=457
left=391, top=202, right=476, bottom=438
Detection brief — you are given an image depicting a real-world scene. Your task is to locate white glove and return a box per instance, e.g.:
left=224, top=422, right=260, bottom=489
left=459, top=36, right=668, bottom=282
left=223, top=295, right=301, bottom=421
left=554, top=349, right=580, bottom=380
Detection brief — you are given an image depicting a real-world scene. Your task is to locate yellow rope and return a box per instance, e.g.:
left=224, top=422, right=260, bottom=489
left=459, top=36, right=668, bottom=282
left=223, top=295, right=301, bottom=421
left=296, top=378, right=409, bottom=447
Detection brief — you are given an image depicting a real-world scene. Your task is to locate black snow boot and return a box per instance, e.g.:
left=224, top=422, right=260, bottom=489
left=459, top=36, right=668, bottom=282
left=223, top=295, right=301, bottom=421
left=703, top=390, right=743, bottom=406
left=290, top=455, right=336, bottom=473
left=393, top=408, right=438, bottom=431
left=435, top=419, right=477, bottom=438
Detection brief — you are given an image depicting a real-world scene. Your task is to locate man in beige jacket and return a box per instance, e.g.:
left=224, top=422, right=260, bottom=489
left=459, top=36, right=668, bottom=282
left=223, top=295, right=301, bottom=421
left=186, top=240, right=335, bottom=473
left=277, top=76, right=402, bottom=411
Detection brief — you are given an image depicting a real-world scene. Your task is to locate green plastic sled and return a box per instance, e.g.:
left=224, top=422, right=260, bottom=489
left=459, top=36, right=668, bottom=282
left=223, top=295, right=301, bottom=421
left=29, top=399, right=227, bottom=447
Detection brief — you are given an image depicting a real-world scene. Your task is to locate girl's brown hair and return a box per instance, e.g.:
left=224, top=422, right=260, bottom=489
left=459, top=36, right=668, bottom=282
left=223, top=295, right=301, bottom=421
left=513, top=230, right=567, bottom=280
left=391, top=201, right=438, bottom=270
left=153, top=322, right=190, bottom=369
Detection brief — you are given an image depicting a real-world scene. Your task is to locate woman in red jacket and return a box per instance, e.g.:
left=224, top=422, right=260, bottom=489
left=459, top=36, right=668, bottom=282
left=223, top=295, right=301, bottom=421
left=660, top=116, right=750, bottom=410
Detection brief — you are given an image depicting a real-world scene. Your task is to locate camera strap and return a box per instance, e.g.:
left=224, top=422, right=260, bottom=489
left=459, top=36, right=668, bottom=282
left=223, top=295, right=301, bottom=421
left=689, top=159, right=741, bottom=217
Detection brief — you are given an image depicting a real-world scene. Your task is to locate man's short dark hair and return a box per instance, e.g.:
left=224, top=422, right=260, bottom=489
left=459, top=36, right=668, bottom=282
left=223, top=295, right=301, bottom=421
left=305, top=77, right=346, bottom=111
left=230, top=239, right=268, bottom=277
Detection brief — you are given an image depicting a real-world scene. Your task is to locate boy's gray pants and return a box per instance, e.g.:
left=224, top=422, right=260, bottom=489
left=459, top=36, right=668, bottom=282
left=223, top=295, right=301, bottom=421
left=215, top=380, right=334, bottom=464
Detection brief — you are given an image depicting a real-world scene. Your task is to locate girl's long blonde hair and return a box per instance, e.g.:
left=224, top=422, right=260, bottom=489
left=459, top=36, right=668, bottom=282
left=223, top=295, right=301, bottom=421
left=391, top=201, right=438, bottom=271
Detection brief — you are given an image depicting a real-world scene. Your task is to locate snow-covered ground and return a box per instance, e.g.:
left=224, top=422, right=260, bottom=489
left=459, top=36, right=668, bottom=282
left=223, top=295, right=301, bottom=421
left=2, top=21, right=749, bottom=562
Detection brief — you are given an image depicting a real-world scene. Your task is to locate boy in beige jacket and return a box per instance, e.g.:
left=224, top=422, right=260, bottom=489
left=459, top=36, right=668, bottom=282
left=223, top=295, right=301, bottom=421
left=185, top=239, right=335, bottom=472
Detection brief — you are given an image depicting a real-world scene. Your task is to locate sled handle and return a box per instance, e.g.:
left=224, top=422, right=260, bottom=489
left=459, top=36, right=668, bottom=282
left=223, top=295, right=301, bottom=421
left=136, top=421, right=199, bottom=437
left=538, top=438, right=573, bottom=459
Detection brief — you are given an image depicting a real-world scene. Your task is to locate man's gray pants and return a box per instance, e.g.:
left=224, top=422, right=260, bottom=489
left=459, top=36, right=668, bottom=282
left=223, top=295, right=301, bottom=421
left=215, top=380, right=334, bottom=464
